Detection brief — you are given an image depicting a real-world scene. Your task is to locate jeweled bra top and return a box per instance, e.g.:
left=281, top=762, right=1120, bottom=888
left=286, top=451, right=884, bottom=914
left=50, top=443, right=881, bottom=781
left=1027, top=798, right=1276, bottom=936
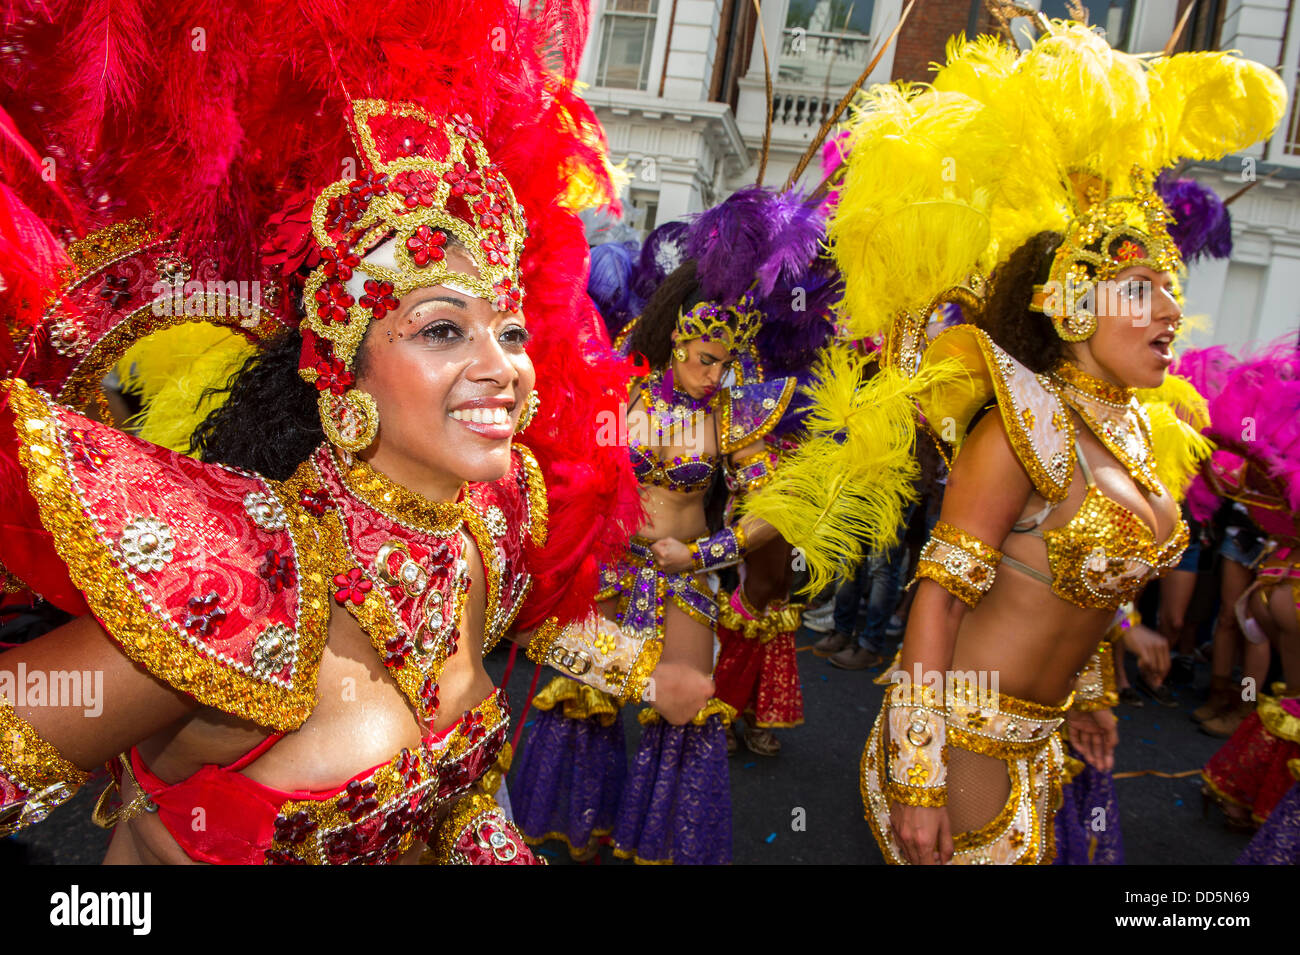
left=627, top=370, right=719, bottom=493
left=1005, top=365, right=1189, bottom=611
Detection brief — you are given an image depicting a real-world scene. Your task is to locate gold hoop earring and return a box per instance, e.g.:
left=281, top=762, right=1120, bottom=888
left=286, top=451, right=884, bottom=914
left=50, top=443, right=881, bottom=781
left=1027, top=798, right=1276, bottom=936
left=515, top=389, right=540, bottom=433
left=320, top=389, right=379, bottom=452
left=673, top=348, right=687, bottom=362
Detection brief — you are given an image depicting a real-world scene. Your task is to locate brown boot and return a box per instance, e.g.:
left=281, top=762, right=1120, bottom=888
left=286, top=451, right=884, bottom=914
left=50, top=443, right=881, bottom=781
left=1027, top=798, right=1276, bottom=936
left=812, top=631, right=851, bottom=657
left=829, top=646, right=884, bottom=671
left=1192, top=675, right=1234, bottom=724
left=1200, top=700, right=1255, bottom=738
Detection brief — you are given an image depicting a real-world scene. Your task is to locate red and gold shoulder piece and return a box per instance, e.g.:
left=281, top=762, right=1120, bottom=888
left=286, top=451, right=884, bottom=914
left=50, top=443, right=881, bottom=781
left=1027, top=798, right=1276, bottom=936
left=919, top=326, right=1075, bottom=503
left=4, top=379, right=329, bottom=730
left=717, top=378, right=797, bottom=455
left=462, top=445, right=547, bottom=651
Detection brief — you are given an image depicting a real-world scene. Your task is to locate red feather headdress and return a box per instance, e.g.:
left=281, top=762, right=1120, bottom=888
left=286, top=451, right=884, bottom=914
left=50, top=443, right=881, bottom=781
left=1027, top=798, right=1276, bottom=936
left=0, top=0, right=641, bottom=629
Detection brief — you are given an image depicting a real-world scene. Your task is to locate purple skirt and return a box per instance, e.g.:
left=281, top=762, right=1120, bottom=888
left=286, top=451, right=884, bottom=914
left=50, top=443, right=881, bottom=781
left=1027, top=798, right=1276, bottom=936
left=1053, top=745, right=1124, bottom=865
left=1238, top=781, right=1300, bottom=865
left=511, top=701, right=627, bottom=856
left=613, top=712, right=732, bottom=865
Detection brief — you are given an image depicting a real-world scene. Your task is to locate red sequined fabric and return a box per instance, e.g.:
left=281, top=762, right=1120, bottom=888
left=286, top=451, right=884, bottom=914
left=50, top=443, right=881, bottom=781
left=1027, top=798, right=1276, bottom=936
left=713, top=625, right=805, bottom=728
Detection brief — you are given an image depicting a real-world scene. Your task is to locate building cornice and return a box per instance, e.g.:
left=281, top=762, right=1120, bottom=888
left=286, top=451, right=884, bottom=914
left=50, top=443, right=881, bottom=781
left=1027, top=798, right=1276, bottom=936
left=585, top=88, right=751, bottom=176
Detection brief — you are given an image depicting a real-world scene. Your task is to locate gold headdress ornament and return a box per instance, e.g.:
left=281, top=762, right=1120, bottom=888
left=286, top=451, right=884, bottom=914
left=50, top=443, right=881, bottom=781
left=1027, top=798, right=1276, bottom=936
left=1029, top=167, right=1184, bottom=341
left=297, top=100, right=529, bottom=450
left=672, top=293, right=763, bottom=356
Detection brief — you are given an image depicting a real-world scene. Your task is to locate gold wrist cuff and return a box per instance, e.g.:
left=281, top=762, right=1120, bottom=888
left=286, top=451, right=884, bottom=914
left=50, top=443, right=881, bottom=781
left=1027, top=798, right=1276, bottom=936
left=0, top=695, right=90, bottom=836
left=885, top=701, right=948, bottom=805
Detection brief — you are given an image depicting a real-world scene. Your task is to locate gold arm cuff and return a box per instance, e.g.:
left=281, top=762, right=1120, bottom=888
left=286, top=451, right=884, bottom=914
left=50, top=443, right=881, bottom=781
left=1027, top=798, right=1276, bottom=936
left=529, top=615, right=660, bottom=705
left=885, top=700, right=948, bottom=800
left=915, top=520, right=1002, bottom=608
left=524, top=616, right=563, bottom=665
left=0, top=695, right=90, bottom=835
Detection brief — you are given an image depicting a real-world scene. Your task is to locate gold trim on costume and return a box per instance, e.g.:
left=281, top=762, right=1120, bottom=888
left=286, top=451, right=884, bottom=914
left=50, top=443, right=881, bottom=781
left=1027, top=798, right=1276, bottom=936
left=8, top=380, right=331, bottom=731
left=1074, top=638, right=1119, bottom=711
left=336, top=450, right=466, bottom=535
left=530, top=676, right=621, bottom=726
left=638, top=697, right=738, bottom=727
left=1258, top=685, right=1300, bottom=744
left=1053, top=362, right=1163, bottom=498
left=716, top=590, right=804, bottom=643
left=919, top=326, right=1075, bottom=503
left=717, top=377, right=797, bottom=455
left=429, top=791, right=535, bottom=865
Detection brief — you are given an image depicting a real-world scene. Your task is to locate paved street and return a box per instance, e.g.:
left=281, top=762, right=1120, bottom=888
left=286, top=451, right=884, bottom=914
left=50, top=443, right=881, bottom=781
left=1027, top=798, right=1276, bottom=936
left=498, top=627, right=1258, bottom=866
left=3, top=626, right=1257, bottom=865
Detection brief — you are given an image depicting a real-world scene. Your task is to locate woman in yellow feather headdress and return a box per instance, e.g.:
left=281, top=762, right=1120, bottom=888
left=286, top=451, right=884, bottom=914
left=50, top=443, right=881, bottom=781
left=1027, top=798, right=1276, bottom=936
left=744, top=20, right=1287, bottom=864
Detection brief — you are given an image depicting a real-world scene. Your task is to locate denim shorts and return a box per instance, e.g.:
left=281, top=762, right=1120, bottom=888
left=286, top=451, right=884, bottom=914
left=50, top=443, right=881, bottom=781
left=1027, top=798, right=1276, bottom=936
left=1220, top=527, right=1265, bottom=569
left=1173, top=534, right=1201, bottom=572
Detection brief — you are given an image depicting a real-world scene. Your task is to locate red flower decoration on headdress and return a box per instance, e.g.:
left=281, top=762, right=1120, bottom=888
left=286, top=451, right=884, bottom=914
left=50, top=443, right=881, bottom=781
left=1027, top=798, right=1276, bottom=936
left=480, top=233, right=509, bottom=267
left=348, top=170, right=390, bottom=203
left=392, top=171, right=439, bottom=210
left=314, top=281, right=355, bottom=324
left=1115, top=240, right=1147, bottom=262
left=406, top=225, right=446, bottom=266
left=442, top=162, right=482, bottom=198
left=360, top=279, right=399, bottom=319
left=473, top=197, right=505, bottom=232
left=322, top=241, right=361, bottom=280
left=450, top=114, right=482, bottom=141
left=493, top=279, right=522, bottom=313
left=313, top=356, right=355, bottom=395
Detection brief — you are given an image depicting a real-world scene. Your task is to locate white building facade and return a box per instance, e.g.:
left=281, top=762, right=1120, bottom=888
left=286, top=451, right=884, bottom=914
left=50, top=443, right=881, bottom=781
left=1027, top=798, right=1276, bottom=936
left=577, top=0, right=1300, bottom=350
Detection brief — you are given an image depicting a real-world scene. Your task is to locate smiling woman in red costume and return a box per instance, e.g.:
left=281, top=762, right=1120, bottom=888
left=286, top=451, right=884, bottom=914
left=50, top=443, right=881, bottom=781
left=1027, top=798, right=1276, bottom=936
left=0, top=0, right=645, bottom=864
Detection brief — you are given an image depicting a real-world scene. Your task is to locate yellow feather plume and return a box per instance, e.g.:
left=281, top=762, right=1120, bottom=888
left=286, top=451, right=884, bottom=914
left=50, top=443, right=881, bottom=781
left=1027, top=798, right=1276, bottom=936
left=117, top=324, right=258, bottom=454
left=1137, top=372, right=1213, bottom=501
left=1148, top=53, right=1289, bottom=169
left=742, top=346, right=968, bottom=595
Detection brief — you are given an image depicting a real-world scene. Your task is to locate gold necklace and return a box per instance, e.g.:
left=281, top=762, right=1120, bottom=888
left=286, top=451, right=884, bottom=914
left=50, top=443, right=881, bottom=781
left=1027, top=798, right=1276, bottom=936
left=1051, top=362, right=1163, bottom=496
left=335, top=451, right=467, bottom=535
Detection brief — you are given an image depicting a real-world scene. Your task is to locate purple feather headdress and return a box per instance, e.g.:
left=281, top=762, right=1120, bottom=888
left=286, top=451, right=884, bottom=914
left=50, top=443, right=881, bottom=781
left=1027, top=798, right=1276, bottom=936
left=588, top=241, right=641, bottom=339
left=1156, top=173, right=1232, bottom=263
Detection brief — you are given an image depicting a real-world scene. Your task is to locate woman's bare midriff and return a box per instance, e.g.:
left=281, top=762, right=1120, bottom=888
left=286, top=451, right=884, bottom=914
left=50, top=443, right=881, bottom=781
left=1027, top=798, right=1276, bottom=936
left=103, top=531, right=497, bottom=864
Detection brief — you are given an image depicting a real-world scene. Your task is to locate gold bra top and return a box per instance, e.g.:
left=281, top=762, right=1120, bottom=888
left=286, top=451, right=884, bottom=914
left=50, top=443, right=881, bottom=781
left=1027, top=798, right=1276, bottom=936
left=1006, top=445, right=1189, bottom=611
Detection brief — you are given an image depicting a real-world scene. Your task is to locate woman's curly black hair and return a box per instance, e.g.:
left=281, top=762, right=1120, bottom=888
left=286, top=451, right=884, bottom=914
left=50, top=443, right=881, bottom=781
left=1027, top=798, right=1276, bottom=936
left=976, top=231, right=1068, bottom=374
left=188, top=331, right=367, bottom=480
left=624, top=259, right=707, bottom=370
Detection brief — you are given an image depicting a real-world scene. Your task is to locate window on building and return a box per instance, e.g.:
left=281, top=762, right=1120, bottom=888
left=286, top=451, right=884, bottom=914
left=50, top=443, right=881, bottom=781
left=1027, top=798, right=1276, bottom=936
left=1037, top=1, right=1135, bottom=50
left=780, top=1, right=875, bottom=86
left=629, top=189, right=659, bottom=234
left=596, top=0, right=659, bottom=90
